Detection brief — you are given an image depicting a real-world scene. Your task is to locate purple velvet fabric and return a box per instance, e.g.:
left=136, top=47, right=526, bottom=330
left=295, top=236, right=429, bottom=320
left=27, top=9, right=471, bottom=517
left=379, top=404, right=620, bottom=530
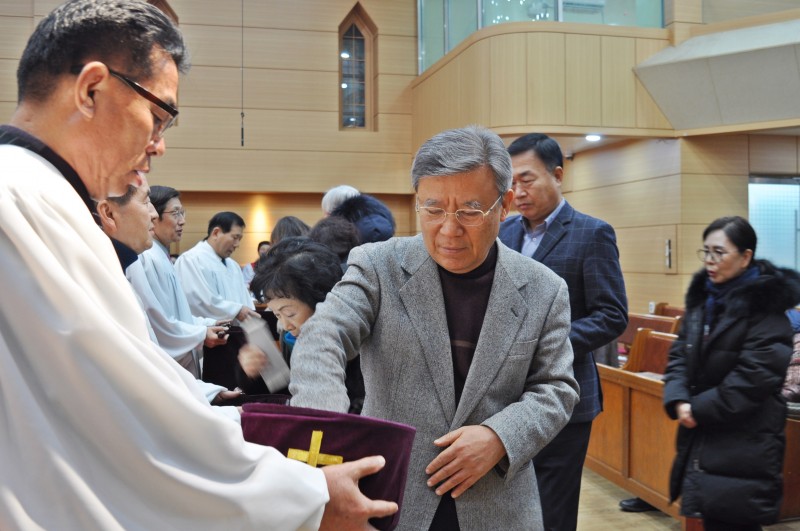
left=241, top=403, right=416, bottom=530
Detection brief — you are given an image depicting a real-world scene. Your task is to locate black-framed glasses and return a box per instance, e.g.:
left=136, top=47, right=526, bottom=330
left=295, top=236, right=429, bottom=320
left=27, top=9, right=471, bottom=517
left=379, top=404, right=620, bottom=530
left=71, top=64, right=178, bottom=139
left=416, top=195, right=503, bottom=227
left=696, top=248, right=730, bottom=263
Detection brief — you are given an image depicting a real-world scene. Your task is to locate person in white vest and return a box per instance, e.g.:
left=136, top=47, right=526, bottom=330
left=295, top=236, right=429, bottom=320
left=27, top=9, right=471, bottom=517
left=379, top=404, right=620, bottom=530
left=174, top=211, right=264, bottom=391
left=0, top=1, right=396, bottom=528
left=128, top=185, right=228, bottom=379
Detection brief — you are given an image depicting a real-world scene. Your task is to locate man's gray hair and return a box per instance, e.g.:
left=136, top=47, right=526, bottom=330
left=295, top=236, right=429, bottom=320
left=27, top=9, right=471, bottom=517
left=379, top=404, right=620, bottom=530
left=411, top=125, right=512, bottom=194
left=321, top=185, right=360, bottom=215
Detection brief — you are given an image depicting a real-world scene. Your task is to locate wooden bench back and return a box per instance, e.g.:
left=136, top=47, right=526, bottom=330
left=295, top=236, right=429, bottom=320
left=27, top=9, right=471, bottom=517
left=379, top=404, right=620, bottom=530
left=622, top=328, right=678, bottom=374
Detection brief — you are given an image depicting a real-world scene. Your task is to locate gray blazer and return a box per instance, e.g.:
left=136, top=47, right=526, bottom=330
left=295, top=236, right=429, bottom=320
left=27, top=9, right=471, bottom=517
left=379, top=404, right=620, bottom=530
left=290, top=235, right=579, bottom=530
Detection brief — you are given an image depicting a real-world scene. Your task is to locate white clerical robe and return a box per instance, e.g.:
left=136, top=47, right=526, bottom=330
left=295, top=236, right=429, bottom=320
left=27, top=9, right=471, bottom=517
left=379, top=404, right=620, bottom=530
left=128, top=241, right=214, bottom=377
left=175, top=240, right=255, bottom=321
left=0, top=143, right=327, bottom=529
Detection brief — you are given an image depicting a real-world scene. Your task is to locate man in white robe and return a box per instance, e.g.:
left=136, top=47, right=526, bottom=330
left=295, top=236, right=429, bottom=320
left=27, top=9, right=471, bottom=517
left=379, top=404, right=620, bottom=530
left=0, top=1, right=396, bottom=529
left=127, top=185, right=227, bottom=378
left=175, top=211, right=264, bottom=390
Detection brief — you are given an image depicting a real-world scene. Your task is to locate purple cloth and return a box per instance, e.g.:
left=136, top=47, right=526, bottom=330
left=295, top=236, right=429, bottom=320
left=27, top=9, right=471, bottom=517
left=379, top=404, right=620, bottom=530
left=241, top=403, right=416, bottom=530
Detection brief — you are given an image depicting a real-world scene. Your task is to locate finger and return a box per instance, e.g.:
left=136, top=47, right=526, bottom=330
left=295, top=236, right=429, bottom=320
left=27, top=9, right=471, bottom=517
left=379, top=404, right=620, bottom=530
left=433, top=429, right=460, bottom=447
left=450, top=474, right=477, bottom=499
left=425, top=447, right=455, bottom=475
left=433, top=468, right=469, bottom=496
left=348, top=455, right=387, bottom=480
left=365, top=500, right=399, bottom=519
left=427, top=457, right=458, bottom=487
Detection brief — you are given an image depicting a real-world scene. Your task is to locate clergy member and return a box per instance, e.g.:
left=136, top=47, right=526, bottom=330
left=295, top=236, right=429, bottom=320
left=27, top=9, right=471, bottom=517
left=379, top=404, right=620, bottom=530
left=0, top=1, right=396, bottom=528
left=128, top=185, right=228, bottom=378
left=175, top=211, right=262, bottom=391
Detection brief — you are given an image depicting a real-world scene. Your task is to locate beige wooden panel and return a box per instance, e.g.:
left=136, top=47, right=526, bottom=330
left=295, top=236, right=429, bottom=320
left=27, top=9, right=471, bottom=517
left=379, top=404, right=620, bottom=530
left=677, top=223, right=710, bottom=275
left=412, top=60, right=463, bottom=147
left=681, top=173, right=748, bottom=225
left=527, top=32, right=565, bottom=126
left=601, top=37, right=636, bottom=128
left=749, top=135, right=799, bottom=175
left=570, top=138, right=681, bottom=190
left=458, top=40, right=491, bottom=128
left=664, top=0, right=702, bottom=25
left=149, top=148, right=413, bottom=194
left=489, top=33, right=526, bottom=128
left=0, top=101, right=16, bottom=122
left=173, top=0, right=415, bottom=36
left=680, top=135, right=749, bottom=175
left=616, top=225, right=678, bottom=275
left=175, top=191, right=416, bottom=262
left=623, top=272, right=691, bottom=317
left=378, top=35, right=416, bottom=76
left=181, top=24, right=337, bottom=71
left=568, top=174, right=681, bottom=229
left=0, top=58, right=17, bottom=102
left=0, top=15, right=33, bottom=60
left=635, top=39, right=672, bottom=130
left=33, top=0, right=60, bottom=16
left=166, top=108, right=411, bottom=153
left=0, top=1, right=32, bottom=16
left=378, top=74, right=413, bottom=116
left=565, top=34, right=601, bottom=126
left=180, top=66, right=338, bottom=111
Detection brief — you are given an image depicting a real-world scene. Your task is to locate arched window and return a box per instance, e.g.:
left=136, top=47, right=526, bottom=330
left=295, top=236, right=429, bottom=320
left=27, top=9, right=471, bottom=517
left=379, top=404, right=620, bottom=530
left=339, top=4, right=377, bottom=130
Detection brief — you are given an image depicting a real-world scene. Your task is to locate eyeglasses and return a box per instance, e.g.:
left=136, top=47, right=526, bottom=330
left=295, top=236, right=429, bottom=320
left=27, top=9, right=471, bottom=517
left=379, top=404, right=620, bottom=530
left=416, top=195, right=503, bottom=227
left=696, top=248, right=731, bottom=263
left=71, top=64, right=178, bottom=139
left=164, top=208, right=186, bottom=220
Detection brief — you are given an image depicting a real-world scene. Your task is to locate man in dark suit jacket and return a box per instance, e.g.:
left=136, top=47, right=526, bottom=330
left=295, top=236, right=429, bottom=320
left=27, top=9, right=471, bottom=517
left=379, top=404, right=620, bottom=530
left=499, top=133, right=628, bottom=531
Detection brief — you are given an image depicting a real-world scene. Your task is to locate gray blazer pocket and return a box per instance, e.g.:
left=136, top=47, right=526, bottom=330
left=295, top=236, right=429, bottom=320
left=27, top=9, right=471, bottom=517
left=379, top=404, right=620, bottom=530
left=508, top=338, right=538, bottom=359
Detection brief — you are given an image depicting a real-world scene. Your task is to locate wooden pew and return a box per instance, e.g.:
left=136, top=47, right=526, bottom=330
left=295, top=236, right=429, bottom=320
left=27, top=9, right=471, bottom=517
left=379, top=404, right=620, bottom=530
left=586, top=364, right=800, bottom=528
left=615, top=313, right=681, bottom=366
left=622, top=329, right=677, bottom=375
left=654, top=302, right=685, bottom=319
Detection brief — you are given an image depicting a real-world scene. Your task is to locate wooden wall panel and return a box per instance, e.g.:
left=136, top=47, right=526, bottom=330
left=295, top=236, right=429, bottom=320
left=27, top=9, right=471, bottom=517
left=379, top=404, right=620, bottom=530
left=360, top=0, right=416, bottom=37
left=681, top=174, right=748, bottom=225
left=489, top=33, right=526, bottom=128
left=616, top=225, right=678, bottom=275
left=0, top=58, right=17, bottom=102
left=664, top=0, right=703, bottom=26
left=180, top=66, right=338, bottom=111
left=166, top=108, right=411, bottom=153
left=568, top=175, right=681, bottom=229
left=0, top=1, right=32, bottom=16
left=378, top=74, right=413, bottom=115
left=526, top=33, right=565, bottom=126
left=624, top=273, right=690, bottom=315
left=565, top=34, right=601, bottom=126
left=749, top=135, right=799, bottom=175
left=680, top=135, right=749, bottom=175
left=677, top=224, right=707, bottom=276
left=182, top=25, right=337, bottom=71
left=458, top=40, right=491, bottom=129
left=635, top=38, right=672, bottom=130
left=412, top=60, right=463, bottom=148
left=378, top=35, right=417, bottom=76
left=570, top=139, right=681, bottom=190
left=601, top=37, right=636, bottom=128
left=175, top=191, right=416, bottom=264
left=0, top=15, right=33, bottom=60
left=0, top=101, right=15, bottom=122
left=149, top=148, right=412, bottom=194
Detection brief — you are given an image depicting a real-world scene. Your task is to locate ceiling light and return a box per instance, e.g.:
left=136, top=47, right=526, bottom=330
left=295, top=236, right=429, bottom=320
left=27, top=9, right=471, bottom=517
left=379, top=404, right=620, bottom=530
left=585, top=134, right=602, bottom=142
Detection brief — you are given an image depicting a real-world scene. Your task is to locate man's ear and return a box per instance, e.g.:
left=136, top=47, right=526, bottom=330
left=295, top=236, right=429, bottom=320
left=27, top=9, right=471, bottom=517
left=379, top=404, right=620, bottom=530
left=72, top=62, right=110, bottom=119
left=499, top=189, right=514, bottom=221
left=95, top=200, right=117, bottom=233
left=552, top=166, right=564, bottom=186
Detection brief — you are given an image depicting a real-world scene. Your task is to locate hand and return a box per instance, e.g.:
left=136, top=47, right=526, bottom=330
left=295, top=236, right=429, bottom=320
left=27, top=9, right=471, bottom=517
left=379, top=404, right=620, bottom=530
left=425, top=425, right=506, bottom=499
left=238, top=343, right=267, bottom=378
left=204, top=326, right=228, bottom=347
left=677, top=401, right=697, bottom=428
left=320, top=456, right=398, bottom=531
left=236, top=306, right=261, bottom=322
left=211, top=389, right=243, bottom=405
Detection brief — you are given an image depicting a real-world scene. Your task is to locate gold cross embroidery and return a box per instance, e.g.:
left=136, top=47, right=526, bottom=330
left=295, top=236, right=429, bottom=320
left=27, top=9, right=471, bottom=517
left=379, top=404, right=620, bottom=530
left=287, top=430, right=344, bottom=467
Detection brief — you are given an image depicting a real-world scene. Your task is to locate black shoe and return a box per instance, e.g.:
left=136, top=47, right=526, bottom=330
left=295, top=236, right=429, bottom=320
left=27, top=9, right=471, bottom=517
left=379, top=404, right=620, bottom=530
left=619, top=497, right=657, bottom=512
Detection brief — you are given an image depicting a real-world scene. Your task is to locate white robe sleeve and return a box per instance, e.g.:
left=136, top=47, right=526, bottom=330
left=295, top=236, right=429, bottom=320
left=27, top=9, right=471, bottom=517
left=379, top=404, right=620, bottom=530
left=0, top=147, right=327, bottom=530
left=174, top=244, right=250, bottom=320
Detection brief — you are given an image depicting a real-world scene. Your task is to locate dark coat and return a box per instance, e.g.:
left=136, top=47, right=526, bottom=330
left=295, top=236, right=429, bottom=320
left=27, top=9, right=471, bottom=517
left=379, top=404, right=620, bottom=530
left=331, top=194, right=395, bottom=244
left=499, top=202, right=628, bottom=423
left=663, top=260, right=800, bottom=525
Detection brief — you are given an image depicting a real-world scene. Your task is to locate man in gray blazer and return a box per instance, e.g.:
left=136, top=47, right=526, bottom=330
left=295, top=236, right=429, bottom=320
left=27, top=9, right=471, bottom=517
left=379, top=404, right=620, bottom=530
left=290, top=126, right=579, bottom=530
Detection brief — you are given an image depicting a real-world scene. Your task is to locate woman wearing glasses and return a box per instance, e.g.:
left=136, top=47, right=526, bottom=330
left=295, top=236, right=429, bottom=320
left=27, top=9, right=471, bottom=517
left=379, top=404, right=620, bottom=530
left=664, top=216, right=800, bottom=531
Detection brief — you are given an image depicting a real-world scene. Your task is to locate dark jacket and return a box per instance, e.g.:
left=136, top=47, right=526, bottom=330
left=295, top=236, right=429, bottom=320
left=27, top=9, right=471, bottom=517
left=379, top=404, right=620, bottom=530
left=331, top=194, right=395, bottom=244
left=499, top=202, right=628, bottom=423
left=663, top=260, right=800, bottom=524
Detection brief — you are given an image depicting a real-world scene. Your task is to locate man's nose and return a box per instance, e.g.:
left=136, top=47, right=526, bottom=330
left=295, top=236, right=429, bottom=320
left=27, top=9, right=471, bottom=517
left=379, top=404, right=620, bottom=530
left=439, top=213, right=463, bottom=236
left=148, top=137, right=166, bottom=157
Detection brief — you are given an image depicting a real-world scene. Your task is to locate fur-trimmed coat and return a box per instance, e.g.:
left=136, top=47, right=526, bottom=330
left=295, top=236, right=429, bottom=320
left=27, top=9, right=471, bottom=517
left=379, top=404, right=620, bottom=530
left=663, top=260, right=800, bottom=525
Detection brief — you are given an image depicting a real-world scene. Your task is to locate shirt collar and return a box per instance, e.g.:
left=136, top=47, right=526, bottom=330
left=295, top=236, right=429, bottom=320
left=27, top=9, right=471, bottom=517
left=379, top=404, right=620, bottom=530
left=520, top=198, right=566, bottom=234
left=0, top=125, right=95, bottom=217
left=111, top=238, right=139, bottom=273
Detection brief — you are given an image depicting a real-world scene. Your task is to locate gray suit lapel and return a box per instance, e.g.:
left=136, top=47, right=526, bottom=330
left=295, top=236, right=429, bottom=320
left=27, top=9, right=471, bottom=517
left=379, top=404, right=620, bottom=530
left=399, top=239, right=457, bottom=423
left=452, top=245, right=528, bottom=428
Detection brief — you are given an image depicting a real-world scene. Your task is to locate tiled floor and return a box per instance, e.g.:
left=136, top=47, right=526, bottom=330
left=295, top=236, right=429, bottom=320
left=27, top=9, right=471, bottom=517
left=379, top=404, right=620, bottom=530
left=577, top=468, right=800, bottom=530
